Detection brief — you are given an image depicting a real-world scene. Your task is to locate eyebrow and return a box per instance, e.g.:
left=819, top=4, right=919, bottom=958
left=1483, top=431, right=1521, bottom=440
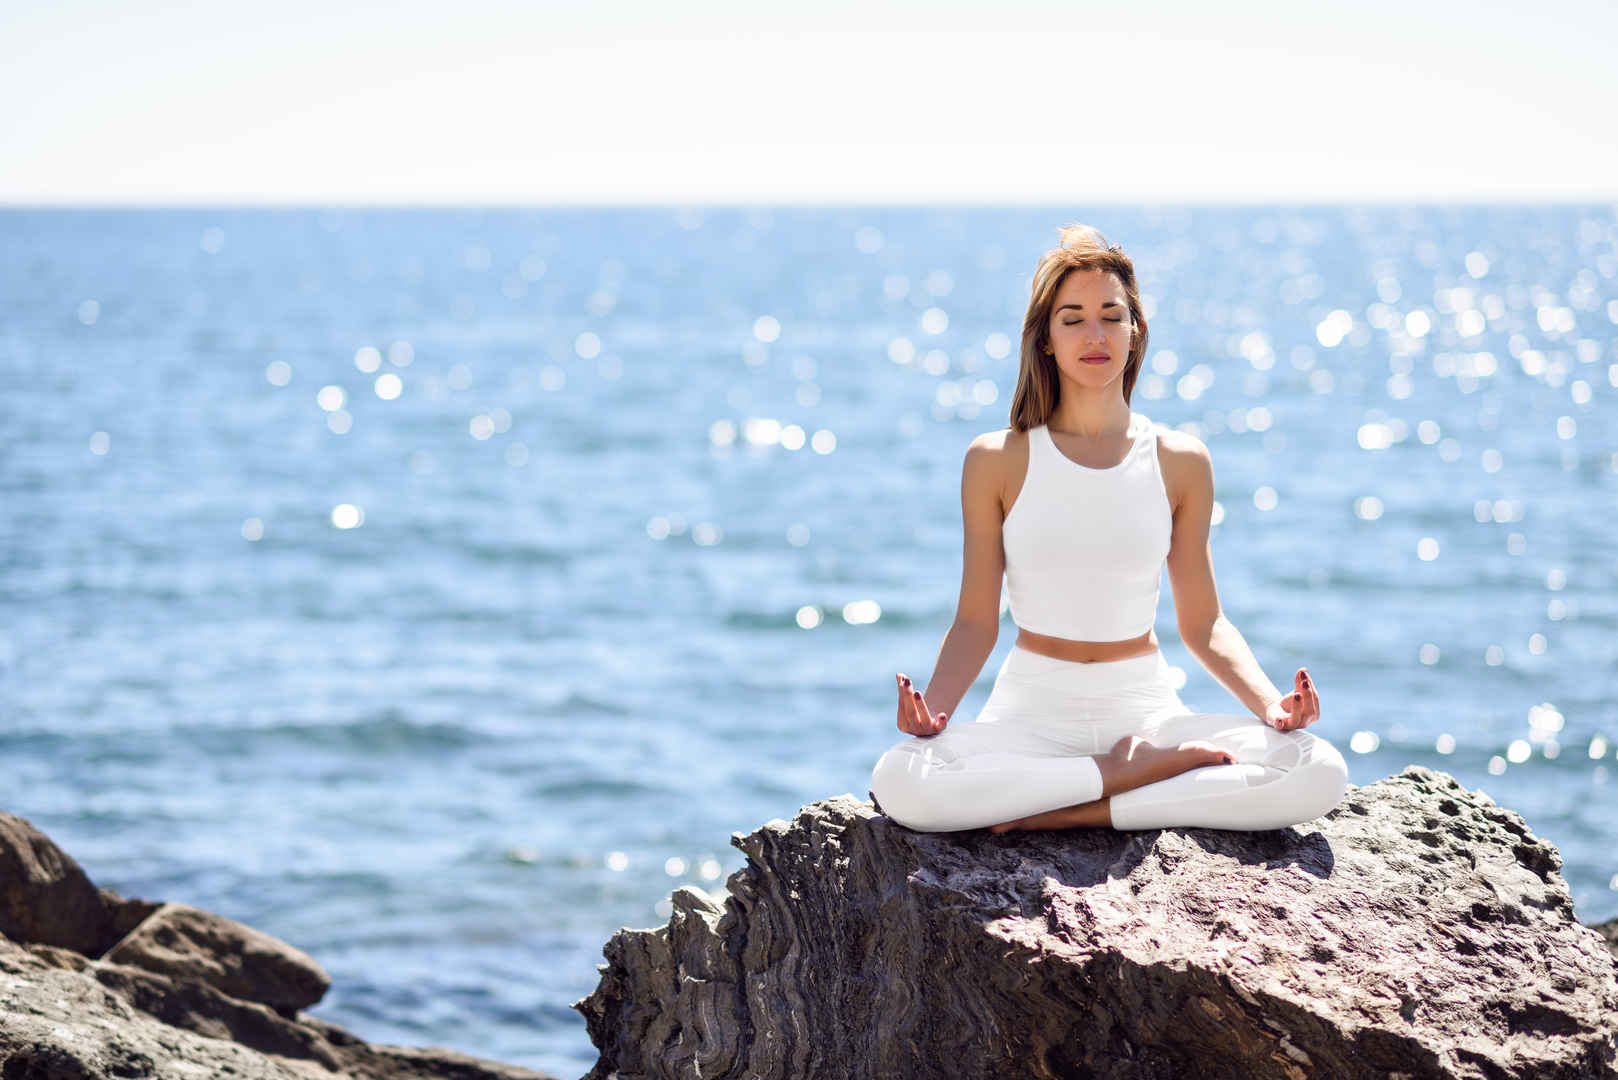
left=1056, top=301, right=1123, bottom=313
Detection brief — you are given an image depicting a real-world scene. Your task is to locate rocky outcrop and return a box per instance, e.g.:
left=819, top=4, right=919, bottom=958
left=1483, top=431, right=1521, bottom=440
left=1, top=810, right=130, bottom=957
left=102, top=901, right=330, bottom=1015
left=0, top=810, right=557, bottom=1080
left=1593, top=917, right=1618, bottom=964
left=576, top=766, right=1618, bottom=1080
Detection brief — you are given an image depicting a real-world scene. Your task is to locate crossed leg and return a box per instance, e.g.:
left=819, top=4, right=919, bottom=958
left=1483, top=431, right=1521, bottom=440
left=868, top=717, right=1236, bottom=834
left=988, top=713, right=1348, bottom=833
left=986, top=734, right=1233, bottom=832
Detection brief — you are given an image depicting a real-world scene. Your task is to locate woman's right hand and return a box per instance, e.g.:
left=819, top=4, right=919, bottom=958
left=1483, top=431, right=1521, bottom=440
left=896, top=673, right=948, bottom=736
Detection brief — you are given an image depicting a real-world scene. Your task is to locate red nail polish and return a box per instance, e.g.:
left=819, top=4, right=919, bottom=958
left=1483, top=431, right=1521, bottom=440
left=913, top=690, right=922, bottom=700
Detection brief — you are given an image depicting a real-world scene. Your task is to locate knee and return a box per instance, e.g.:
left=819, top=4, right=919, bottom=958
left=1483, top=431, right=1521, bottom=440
left=868, top=742, right=948, bottom=833
left=1291, top=731, right=1349, bottom=822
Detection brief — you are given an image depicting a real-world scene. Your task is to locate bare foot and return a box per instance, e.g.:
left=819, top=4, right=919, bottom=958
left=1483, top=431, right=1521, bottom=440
left=989, top=802, right=1112, bottom=832
left=987, top=736, right=1234, bottom=833
left=1096, top=735, right=1233, bottom=798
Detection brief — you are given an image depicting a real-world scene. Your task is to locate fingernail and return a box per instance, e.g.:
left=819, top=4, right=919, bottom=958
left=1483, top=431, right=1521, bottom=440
left=913, top=690, right=922, bottom=700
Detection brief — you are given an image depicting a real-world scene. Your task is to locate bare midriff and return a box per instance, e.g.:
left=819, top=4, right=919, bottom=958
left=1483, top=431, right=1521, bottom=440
left=1014, top=626, right=1158, bottom=664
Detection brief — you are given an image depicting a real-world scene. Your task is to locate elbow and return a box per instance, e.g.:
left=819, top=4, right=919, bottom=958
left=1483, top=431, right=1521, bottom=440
left=1177, top=614, right=1220, bottom=653
left=952, top=614, right=1001, bottom=642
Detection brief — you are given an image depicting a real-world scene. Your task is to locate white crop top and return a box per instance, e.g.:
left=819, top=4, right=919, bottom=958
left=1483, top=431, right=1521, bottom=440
left=1001, top=413, right=1173, bottom=641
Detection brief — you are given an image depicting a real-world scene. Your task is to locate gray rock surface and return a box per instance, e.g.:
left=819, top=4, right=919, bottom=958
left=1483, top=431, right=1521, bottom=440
left=1593, top=917, right=1618, bottom=964
left=576, top=766, right=1618, bottom=1080
left=0, top=810, right=557, bottom=1080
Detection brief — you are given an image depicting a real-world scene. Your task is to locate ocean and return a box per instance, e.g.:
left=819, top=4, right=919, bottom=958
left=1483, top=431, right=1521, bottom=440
left=3, top=204, right=1614, bottom=1076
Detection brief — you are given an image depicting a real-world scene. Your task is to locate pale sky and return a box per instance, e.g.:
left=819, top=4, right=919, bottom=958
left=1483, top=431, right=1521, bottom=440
left=5, top=0, right=1616, bottom=204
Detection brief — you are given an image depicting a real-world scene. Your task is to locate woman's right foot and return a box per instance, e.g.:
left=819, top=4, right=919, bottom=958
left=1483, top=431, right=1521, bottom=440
left=1095, top=735, right=1233, bottom=798
left=985, top=737, right=1235, bottom=834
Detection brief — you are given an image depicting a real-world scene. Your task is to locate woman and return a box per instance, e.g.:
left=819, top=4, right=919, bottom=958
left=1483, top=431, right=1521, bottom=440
left=867, top=225, right=1348, bottom=834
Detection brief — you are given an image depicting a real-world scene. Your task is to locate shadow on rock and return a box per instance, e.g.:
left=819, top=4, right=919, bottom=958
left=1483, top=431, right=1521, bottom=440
left=578, top=766, right=1618, bottom=1080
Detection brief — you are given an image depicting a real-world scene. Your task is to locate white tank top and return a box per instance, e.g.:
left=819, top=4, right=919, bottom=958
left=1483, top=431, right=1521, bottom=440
left=1001, top=412, right=1173, bottom=641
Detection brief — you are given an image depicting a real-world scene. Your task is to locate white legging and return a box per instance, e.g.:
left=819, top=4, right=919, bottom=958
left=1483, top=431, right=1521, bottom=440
left=868, top=646, right=1348, bottom=833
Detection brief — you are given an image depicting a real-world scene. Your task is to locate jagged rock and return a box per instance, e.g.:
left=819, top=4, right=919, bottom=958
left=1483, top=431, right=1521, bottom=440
left=0, top=810, right=559, bottom=1080
left=576, top=766, right=1618, bottom=1080
left=0, top=937, right=558, bottom=1079
left=101, top=889, right=163, bottom=941
left=1592, top=917, right=1618, bottom=965
left=103, top=901, right=331, bottom=1014
left=0, top=810, right=120, bottom=956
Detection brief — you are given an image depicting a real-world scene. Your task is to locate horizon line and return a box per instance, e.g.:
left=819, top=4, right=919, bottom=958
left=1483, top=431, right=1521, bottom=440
left=5, top=194, right=1617, bottom=210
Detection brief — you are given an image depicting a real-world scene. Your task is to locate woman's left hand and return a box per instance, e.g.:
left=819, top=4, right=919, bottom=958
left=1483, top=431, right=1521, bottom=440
left=1264, top=667, right=1319, bottom=732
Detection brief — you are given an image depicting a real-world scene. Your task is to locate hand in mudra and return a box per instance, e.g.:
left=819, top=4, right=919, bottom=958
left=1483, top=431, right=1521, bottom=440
left=1265, top=667, right=1319, bottom=732
left=895, top=673, right=947, bottom=736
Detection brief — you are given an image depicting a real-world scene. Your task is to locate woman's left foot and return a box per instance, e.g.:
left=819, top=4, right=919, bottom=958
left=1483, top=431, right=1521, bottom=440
left=988, top=803, right=1109, bottom=832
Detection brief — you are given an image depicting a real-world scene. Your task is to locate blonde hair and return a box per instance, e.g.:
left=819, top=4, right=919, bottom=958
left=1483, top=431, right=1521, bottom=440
left=1008, top=224, right=1149, bottom=432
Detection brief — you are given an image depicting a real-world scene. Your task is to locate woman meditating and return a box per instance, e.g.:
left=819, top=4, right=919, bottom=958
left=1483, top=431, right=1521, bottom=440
left=868, top=225, right=1348, bottom=834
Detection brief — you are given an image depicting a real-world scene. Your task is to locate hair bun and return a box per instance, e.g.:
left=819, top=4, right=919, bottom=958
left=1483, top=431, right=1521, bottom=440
left=1058, top=224, right=1111, bottom=251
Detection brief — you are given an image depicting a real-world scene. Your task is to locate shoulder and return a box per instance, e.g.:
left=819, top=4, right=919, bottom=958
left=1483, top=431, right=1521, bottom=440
left=962, top=426, right=1030, bottom=467
left=961, top=428, right=1024, bottom=492
left=1154, top=424, right=1212, bottom=469
left=1153, top=424, right=1214, bottom=506
left=965, top=426, right=1022, bottom=455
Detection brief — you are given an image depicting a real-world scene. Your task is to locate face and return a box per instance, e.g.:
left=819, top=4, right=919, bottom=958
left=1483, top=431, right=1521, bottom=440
left=1045, top=269, right=1135, bottom=390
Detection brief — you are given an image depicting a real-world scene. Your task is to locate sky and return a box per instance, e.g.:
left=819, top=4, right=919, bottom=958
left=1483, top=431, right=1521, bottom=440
left=4, top=0, right=1616, bottom=205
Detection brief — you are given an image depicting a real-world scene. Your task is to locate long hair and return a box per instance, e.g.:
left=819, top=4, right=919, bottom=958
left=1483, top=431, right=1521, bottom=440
left=1008, top=224, right=1149, bottom=432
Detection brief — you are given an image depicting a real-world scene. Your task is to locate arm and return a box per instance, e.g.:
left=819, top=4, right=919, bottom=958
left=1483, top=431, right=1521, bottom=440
left=1160, top=432, right=1288, bottom=722
left=917, top=433, right=1007, bottom=720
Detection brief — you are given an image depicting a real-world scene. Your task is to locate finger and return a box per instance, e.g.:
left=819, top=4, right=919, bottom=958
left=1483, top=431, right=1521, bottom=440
left=1284, top=691, right=1305, bottom=731
left=1303, top=670, right=1320, bottom=723
left=1289, top=670, right=1313, bottom=728
left=934, top=710, right=948, bottom=734
left=919, top=693, right=943, bottom=735
left=909, top=687, right=930, bottom=734
left=897, top=675, right=919, bottom=734
left=898, top=680, right=923, bottom=735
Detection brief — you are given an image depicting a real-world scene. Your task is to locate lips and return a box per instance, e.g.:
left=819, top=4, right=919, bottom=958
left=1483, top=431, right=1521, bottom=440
left=1080, top=354, right=1109, bottom=364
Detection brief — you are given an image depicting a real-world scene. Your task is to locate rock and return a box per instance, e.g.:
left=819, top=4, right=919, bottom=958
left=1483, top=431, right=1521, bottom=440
left=103, top=901, right=331, bottom=1014
left=0, top=810, right=560, bottom=1080
left=0, top=810, right=120, bottom=956
left=100, top=888, right=163, bottom=940
left=1591, top=917, right=1618, bottom=964
left=0, top=937, right=558, bottom=1080
left=576, top=766, right=1618, bottom=1080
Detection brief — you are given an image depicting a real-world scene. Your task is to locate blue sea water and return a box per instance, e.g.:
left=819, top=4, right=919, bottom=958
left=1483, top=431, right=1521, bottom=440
left=2, top=205, right=1615, bottom=1077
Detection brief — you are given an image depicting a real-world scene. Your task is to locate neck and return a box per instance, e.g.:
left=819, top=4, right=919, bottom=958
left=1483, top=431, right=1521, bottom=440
left=1048, top=385, right=1131, bottom=438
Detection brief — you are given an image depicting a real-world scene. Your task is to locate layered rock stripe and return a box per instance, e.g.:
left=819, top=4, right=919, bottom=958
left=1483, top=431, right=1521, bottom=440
left=579, top=767, right=1618, bottom=1080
